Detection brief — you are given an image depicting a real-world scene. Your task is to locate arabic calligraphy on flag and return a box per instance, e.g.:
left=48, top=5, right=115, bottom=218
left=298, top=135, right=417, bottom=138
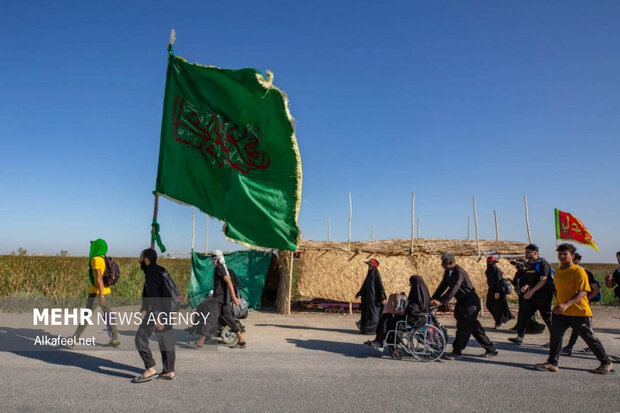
left=554, top=208, right=599, bottom=252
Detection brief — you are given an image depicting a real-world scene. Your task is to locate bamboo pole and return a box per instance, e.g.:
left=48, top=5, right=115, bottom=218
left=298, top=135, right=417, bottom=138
left=467, top=216, right=470, bottom=241
left=348, top=193, right=352, bottom=252
left=328, top=216, right=331, bottom=241
left=191, top=207, right=195, bottom=250
left=494, top=210, right=500, bottom=243
left=416, top=217, right=420, bottom=240
left=473, top=196, right=480, bottom=256
left=524, top=194, right=532, bottom=243
left=410, top=192, right=415, bottom=254
left=150, top=194, right=159, bottom=249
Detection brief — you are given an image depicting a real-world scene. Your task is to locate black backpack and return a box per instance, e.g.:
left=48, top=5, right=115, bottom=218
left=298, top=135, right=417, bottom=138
left=161, top=270, right=182, bottom=311
left=102, top=256, right=120, bottom=286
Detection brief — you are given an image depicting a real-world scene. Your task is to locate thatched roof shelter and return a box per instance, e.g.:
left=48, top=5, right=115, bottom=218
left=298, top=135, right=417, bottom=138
left=293, top=238, right=528, bottom=303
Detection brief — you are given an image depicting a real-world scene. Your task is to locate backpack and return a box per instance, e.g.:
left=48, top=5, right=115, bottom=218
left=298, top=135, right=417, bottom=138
left=161, top=270, right=182, bottom=311
left=534, top=261, right=555, bottom=292
left=102, top=256, right=120, bottom=286
left=501, top=278, right=513, bottom=295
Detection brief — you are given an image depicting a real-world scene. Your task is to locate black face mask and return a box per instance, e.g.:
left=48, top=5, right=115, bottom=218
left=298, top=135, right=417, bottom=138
left=140, top=261, right=148, bottom=271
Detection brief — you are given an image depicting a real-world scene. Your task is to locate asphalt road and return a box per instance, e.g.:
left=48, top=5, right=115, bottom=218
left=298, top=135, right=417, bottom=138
left=1, top=309, right=618, bottom=413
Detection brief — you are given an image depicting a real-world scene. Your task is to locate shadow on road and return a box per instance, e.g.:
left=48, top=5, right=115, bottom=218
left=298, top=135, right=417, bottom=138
left=0, top=327, right=142, bottom=379
left=286, top=338, right=378, bottom=358
left=256, top=324, right=359, bottom=335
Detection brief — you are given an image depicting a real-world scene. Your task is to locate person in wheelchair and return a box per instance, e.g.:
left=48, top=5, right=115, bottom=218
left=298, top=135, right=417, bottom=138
left=364, top=274, right=430, bottom=350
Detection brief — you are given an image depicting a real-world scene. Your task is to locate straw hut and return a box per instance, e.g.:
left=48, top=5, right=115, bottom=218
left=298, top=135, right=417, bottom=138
left=275, top=238, right=527, bottom=311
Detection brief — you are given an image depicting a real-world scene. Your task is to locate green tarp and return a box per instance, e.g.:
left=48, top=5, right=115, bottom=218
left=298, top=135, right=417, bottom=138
left=188, top=250, right=272, bottom=310
left=155, top=48, right=302, bottom=250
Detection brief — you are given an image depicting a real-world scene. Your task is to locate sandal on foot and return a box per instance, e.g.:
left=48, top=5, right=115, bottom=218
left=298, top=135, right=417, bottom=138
left=187, top=340, right=203, bottom=349
left=131, top=374, right=157, bottom=383
left=157, top=372, right=176, bottom=380
left=533, top=363, right=558, bottom=372
left=590, top=365, right=615, bottom=375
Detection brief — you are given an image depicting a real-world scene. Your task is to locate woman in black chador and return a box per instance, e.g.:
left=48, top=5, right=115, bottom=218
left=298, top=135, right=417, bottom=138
left=365, top=274, right=431, bottom=348
left=355, top=259, right=387, bottom=334
left=485, top=257, right=514, bottom=329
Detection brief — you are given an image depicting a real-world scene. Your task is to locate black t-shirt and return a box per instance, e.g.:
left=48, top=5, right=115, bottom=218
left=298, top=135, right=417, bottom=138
left=213, top=265, right=238, bottom=304
left=613, top=268, right=620, bottom=284
left=519, top=258, right=553, bottom=296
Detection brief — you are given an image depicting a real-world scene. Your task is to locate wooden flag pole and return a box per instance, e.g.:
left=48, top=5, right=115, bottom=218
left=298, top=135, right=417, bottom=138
left=191, top=207, right=196, bottom=250
left=524, top=194, right=532, bottom=243
left=410, top=192, right=415, bottom=254
left=348, top=193, right=352, bottom=252
left=494, top=210, right=500, bottom=243
left=205, top=215, right=209, bottom=253
left=473, top=196, right=480, bottom=256
left=150, top=194, right=160, bottom=249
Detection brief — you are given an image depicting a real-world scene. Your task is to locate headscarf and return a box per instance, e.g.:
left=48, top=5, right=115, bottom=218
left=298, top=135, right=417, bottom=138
left=407, top=275, right=430, bottom=314
left=88, top=238, right=108, bottom=285
left=89, top=238, right=108, bottom=260
left=211, top=249, right=230, bottom=277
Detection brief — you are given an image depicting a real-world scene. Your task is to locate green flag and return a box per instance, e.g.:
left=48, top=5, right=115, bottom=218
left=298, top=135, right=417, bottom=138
left=155, top=49, right=302, bottom=250
left=188, top=250, right=272, bottom=310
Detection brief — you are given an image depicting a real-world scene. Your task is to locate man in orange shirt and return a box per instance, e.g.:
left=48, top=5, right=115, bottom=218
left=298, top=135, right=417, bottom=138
left=534, top=243, right=613, bottom=374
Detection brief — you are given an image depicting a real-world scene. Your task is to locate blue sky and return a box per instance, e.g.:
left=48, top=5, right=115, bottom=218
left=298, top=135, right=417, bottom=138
left=1, top=1, right=618, bottom=262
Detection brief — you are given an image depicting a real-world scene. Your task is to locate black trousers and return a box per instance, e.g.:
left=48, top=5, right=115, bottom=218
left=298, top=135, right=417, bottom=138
left=134, top=315, right=176, bottom=373
left=547, top=314, right=610, bottom=366
left=516, top=293, right=552, bottom=338
left=452, top=295, right=495, bottom=355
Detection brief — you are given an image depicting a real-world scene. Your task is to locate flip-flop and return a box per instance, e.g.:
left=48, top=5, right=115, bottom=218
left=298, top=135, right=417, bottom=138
left=230, top=342, right=247, bottom=349
left=590, top=366, right=615, bottom=375
left=131, top=374, right=157, bottom=383
left=157, top=373, right=176, bottom=380
left=533, top=363, right=558, bottom=372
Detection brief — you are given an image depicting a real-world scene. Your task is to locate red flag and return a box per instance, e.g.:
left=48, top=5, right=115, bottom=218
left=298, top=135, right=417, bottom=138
left=554, top=208, right=599, bottom=252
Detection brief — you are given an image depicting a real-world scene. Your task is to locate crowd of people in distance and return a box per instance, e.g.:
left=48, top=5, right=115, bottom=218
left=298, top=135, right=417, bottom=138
left=359, top=243, right=618, bottom=375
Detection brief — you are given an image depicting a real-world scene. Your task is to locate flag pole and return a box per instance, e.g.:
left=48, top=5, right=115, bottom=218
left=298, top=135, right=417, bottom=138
left=150, top=194, right=159, bottom=249
left=371, top=224, right=374, bottom=241
left=494, top=210, right=500, bottom=243
left=473, top=196, right=480, bottom=257
left=191, top=207, right=196, bottom=250
left=524, top=194, right=532, bottom=243
left=205, top=214, right=209, bottom=253
left=467, top=216, right=471, bottom=241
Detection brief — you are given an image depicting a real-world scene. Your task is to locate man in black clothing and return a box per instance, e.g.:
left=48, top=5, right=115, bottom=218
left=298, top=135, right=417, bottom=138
left=132, top=248, right=176, bottom=383
left=430, top=254, right=497, bottom=359
left=208, top=250, right=246, bottom=348
left=508, top=244, right=553, bottom=345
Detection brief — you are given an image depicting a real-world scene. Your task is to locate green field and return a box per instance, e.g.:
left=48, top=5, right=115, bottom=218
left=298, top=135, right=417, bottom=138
left=0, top=256, right=191, bottom=299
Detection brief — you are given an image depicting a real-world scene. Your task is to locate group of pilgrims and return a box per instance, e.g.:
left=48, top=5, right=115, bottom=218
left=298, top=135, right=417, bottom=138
left=355, top=243, right=615, bottom=375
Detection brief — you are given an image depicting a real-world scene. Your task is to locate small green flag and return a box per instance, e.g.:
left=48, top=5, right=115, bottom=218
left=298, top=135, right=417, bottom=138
left=155, top=49, right=302, bottom=250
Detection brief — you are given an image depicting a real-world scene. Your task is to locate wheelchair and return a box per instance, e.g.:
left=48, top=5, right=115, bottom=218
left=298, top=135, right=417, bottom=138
left=383, top=309, right=447, bottom=362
